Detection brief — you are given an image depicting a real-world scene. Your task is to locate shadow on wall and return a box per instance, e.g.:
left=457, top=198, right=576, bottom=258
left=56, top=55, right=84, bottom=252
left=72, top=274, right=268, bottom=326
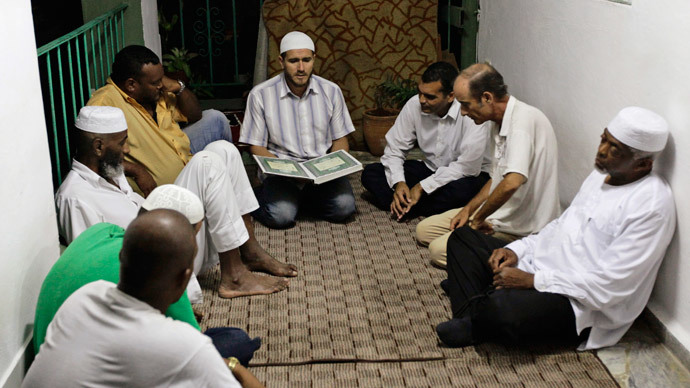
left=652, top=132, right=679, bottom=311
left=656, top=132, right=676, bottom=181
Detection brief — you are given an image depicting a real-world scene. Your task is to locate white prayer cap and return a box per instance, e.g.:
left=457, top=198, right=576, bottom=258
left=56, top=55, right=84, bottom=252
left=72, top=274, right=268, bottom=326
left=141, top=184, right=204, bottom=224
left=74, top=106, right=127, bottom=134
left=607, top=107, right=669, bottom=152
left=280, top=31, right=315, bottom=54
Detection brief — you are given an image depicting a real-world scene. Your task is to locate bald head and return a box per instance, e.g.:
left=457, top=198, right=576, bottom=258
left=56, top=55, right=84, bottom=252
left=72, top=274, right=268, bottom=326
left=119, top=209, right=196, bottom=293
left=458, top=63, right=508, bottom=101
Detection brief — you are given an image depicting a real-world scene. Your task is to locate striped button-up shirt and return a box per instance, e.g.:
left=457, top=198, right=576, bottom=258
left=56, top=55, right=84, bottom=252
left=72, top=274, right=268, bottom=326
left=240, top=73, right=355, bottom=161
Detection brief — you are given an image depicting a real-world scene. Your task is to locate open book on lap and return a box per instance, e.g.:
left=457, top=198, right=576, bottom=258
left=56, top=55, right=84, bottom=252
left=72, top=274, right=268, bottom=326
left=254, top=150, right=363, bottom=184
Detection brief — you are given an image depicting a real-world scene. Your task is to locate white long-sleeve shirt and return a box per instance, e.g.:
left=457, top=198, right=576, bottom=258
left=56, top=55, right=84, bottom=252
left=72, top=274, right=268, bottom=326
left=380, top=96, right=492, bottom=194
left=506, top=170, right=676, bottom=350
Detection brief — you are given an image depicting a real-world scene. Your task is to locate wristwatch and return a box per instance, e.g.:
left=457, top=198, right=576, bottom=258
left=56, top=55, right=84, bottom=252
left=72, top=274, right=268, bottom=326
left=176, top=79, right=186, bottom=95
left=227, top=357, right=239, bottom=371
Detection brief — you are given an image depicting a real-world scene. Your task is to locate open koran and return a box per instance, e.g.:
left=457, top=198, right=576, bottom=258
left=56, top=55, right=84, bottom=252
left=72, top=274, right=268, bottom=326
left=253, top=150, right=363, bottom=184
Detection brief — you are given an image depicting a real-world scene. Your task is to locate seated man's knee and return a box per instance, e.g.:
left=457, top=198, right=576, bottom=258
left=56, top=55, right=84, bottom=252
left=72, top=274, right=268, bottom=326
left=324, top=192, right=355, bottom=222
left=204, top=140, right=241, bottom=165
left=200, top=109, right=229, bottom=131
left=261, top=201, right=298, bottom=229
left=360, top=163, right=384, bottom=190
left=416, top=216, right=438, bottom=245
left=203, top=109, right=226, bottom=122
left=185, top=150, right=224, bottom=173
left=427, top=237, right=447, bottom=262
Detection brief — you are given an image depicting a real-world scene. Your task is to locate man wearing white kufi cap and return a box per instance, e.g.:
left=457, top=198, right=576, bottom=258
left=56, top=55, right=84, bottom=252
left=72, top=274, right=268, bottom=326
left=141, top=184, right=205, bottom=224
left=436, top=107, right=676, bottom=351
left=57, top=106, right=141, bottom=236
left=240, top=31, right=357, bottom=229
left=38, top=185, right=264, bottom=369
left=35, top=185, right=205, bottom=354
left=57, top=106, right=294, bottom=301
left=25, top=210, right=261, bottom=388
left=83, top=46, right=298, bottom=289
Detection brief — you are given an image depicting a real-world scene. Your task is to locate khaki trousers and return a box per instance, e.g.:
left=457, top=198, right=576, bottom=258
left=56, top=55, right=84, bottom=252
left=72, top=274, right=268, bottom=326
left=415, top=208, right=520, bottom=266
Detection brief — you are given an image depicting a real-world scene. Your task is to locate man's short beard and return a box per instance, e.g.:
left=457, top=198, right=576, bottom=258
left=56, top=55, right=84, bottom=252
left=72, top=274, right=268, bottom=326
left=99, top=160, right=124, bottom=179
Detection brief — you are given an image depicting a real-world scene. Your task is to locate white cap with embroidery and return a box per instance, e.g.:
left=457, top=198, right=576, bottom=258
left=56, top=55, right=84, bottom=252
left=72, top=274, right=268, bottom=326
left=142, top=184, right=205, bottom=224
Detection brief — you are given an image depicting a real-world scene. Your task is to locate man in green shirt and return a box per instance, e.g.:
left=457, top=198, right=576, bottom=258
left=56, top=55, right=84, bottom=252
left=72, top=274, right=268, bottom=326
left=33, top=222, right=199, bottom=353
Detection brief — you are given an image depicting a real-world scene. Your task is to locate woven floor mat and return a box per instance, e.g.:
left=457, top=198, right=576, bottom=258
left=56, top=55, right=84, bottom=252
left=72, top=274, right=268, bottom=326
left=197, top=173, right=618, bottom=386
left=249, top=355, right=617, bottom=388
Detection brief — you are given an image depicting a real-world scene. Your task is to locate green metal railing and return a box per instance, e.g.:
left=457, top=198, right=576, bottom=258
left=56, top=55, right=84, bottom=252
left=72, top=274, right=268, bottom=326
left=37, top=4, right=127, bottom=187
left=163, top=0, right=262, bottom=91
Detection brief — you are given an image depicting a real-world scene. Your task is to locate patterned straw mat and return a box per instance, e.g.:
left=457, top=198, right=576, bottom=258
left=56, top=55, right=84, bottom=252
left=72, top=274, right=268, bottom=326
left=197, top=173, right=618, bottom=387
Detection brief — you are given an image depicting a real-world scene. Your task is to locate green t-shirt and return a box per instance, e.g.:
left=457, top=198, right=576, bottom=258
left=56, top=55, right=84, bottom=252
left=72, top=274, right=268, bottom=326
left=33, top=223, right=200, bottom=354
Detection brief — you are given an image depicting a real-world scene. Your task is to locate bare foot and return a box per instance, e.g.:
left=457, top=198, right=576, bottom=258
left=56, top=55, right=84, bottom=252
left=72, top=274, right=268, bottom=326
left=241, top=240, right=298, bottom=277
left=192, top=307, right=204, bottom=323
left=218, top=272, right=290, bottom=299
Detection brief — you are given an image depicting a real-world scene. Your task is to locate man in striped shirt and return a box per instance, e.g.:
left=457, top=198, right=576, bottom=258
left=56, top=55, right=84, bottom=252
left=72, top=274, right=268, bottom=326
left=240, top=31, right=356, bottom=229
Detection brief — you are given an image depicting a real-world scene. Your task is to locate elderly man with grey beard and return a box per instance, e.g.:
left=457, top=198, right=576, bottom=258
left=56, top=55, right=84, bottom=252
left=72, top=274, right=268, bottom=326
left=56, top=106, right=293, bottom=301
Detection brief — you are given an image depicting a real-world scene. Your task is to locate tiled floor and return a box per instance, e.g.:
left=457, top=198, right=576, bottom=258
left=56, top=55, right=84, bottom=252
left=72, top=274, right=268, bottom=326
left=598, top=318, right=690, bottom=388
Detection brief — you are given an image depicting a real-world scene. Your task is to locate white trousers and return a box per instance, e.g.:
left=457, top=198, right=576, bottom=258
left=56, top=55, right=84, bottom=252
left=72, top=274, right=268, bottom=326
left=174, top=140, right=259, bottom=303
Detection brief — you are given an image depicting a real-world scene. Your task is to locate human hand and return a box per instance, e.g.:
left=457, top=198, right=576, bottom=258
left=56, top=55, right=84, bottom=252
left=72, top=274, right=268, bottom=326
left=390, top=182, right=410, bottom=221
left=449, top=207, right=471, bottom=230
left=470, top=218, right=494, bottom=234
left=487, top=248, right=518, bottom=272
left=401, top=183, right=424, bottom=216
left=161, top=75, right=182, bottom=94
left=493, top=267, right=534, bottom=289
left=132, top=168, right=157, bottom=197
left=226, top=361, right=265, bottom=388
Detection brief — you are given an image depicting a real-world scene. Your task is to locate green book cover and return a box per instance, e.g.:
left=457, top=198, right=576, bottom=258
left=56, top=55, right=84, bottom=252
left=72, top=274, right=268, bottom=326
left=255, top=156, right=310, bottom=178
left=301, top=150, right=360, bottom=178
left=253, top=150, right=362, bottom=184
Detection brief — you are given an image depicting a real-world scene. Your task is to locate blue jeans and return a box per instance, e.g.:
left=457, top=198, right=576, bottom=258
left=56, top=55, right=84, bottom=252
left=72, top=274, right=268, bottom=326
left=183, top=109, right=233, bottom=154
left=203, top=327, right=261, bottom=366
left=252, top=175, right=356, bottom=229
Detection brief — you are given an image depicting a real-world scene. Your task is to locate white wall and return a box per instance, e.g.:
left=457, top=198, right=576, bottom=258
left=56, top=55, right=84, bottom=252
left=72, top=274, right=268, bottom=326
left=0, top=1, right=61, bottom=386
left=141, top=0, right=162, bottom=58
left=477, top=0, right=690, bottom=350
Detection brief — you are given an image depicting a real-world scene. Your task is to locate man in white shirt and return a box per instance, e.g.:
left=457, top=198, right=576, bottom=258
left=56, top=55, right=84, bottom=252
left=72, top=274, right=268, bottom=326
left=240, top=31, right=356, bottom=229
left=361, top=62, right=492, bottom=221
left=23, top=209, right=264, bottom=387
left=436, top=107, right=676, bottom=350
left=416, top=63, right=560, bottom=268
left=56, top=106, right=293, bottom=300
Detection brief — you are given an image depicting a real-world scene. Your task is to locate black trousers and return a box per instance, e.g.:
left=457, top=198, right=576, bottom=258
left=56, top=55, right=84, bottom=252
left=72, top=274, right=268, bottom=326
left=446, top=226, right=583, bottom=345
left=360, top=161, right=489, bottom=218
